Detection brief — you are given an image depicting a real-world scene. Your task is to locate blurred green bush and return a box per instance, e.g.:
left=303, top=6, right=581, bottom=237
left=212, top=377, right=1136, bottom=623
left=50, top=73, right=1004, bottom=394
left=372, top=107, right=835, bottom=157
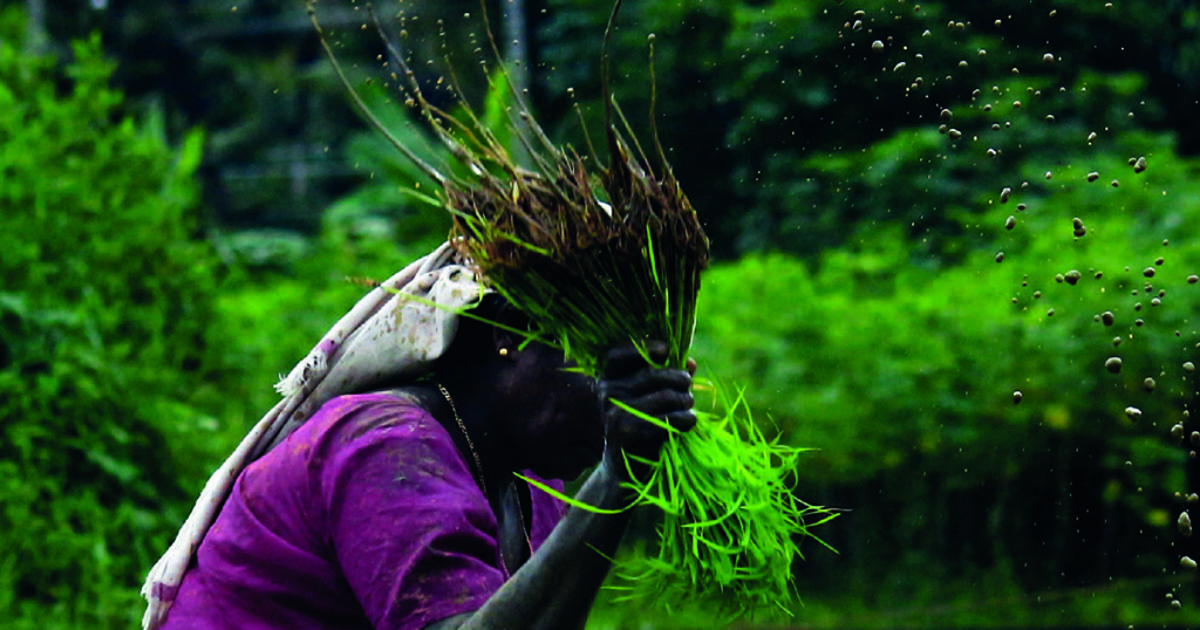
left=692, top=114, right=1200, bottom=617
left=0, top=7, right=219, bottom=626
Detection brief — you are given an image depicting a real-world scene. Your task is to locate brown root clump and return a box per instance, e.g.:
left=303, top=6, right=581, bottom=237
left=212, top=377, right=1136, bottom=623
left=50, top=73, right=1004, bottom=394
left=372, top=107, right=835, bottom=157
left=448, top=137, right=707, bottom=271
left=444, top=123, right=709, bottom=374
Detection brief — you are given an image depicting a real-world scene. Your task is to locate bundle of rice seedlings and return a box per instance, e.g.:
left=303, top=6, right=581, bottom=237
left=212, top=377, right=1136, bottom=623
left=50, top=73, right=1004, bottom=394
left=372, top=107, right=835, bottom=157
left=311, top=0, right=834, bottom=615
left=607, top=383, right=838, bottom=618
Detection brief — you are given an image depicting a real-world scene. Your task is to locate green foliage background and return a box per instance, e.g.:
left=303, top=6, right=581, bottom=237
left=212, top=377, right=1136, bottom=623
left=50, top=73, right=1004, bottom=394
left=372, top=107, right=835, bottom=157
left=0, top=9, right=212, bottom=625
left=5, top=0, right=1200, bottom=628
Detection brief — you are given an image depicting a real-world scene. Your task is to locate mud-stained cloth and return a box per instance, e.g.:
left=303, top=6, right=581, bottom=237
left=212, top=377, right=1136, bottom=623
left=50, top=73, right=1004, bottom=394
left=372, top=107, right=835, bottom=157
left=159, top=393, right=565, bottom=630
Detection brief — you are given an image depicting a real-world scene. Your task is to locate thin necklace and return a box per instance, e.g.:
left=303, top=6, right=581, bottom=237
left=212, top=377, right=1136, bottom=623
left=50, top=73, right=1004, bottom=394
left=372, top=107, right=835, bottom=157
left=434, top=383, right=530, bottom=574
left=435, top=383, right=488, bottom=497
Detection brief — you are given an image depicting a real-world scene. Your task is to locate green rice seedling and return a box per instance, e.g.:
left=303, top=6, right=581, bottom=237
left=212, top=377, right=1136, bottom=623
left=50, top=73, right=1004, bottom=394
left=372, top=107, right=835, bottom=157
left=310, top=0, right=835, bottom=616
left=607, top=382, right=838, bottom=617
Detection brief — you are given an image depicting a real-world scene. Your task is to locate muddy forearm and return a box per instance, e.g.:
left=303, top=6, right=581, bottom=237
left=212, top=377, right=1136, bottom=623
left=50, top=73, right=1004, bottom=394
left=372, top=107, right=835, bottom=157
left=434, top=460, right=633, bottom=630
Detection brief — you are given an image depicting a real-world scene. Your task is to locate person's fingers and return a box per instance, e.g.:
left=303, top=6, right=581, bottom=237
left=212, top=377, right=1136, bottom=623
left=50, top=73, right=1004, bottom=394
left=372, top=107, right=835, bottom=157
left=617, top=389, right=694, bottom=417
left=663, top=409, right=698, bottom=433
left=603, top=368, right=692, bottom=399
left=602, top=344, right=697, bottom=465
left=604, top=341, right=670, bottom=378
left=607, top=408, right=697, bottom=463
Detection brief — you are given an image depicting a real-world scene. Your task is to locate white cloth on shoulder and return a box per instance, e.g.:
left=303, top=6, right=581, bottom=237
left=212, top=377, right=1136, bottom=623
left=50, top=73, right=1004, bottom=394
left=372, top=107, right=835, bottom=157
left=140, top=242, right=486, bottom=630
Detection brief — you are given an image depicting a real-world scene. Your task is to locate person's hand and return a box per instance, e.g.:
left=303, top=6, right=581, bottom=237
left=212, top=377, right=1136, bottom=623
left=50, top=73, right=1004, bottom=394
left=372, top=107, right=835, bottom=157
left=599, top=341, right=696, bottom=481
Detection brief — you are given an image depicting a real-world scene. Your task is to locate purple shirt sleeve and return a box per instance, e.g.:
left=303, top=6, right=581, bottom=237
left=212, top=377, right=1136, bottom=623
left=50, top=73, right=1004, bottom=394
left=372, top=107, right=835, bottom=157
left=161, top=393, right=567, bottom=630
left=319, top=396, right=506, bottom=629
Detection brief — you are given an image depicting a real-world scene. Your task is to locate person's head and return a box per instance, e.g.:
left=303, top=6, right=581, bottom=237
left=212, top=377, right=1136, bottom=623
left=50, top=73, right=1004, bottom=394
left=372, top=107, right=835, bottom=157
left=434, top=294, right=604, bottom=480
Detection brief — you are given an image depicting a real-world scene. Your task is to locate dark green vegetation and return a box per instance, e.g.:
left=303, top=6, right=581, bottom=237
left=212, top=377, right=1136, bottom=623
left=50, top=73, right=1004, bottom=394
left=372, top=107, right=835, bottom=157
left=0, top=10, right=212, bottom=625
left=5, top=0, right=1200, bottom=627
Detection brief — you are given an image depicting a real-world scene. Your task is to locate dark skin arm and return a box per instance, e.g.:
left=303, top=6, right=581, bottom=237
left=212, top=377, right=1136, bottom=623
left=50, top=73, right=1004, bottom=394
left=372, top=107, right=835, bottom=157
left=426, top=343, right=696, bottom=630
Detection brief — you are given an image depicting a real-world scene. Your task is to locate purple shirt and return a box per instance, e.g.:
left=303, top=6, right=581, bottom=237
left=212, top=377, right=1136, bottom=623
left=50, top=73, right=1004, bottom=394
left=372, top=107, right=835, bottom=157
left=163, top=393, right=567, bottom=630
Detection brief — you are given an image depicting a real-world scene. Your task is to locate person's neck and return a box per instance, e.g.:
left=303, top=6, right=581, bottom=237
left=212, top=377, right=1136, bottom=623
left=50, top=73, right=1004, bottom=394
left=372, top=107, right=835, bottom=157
left=432, top=378, right=518, bottom=502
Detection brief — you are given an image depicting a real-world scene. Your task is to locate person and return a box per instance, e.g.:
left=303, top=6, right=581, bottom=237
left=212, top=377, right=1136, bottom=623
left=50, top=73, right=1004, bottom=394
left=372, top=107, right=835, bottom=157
left=142, top=243, right=696, bottom=629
